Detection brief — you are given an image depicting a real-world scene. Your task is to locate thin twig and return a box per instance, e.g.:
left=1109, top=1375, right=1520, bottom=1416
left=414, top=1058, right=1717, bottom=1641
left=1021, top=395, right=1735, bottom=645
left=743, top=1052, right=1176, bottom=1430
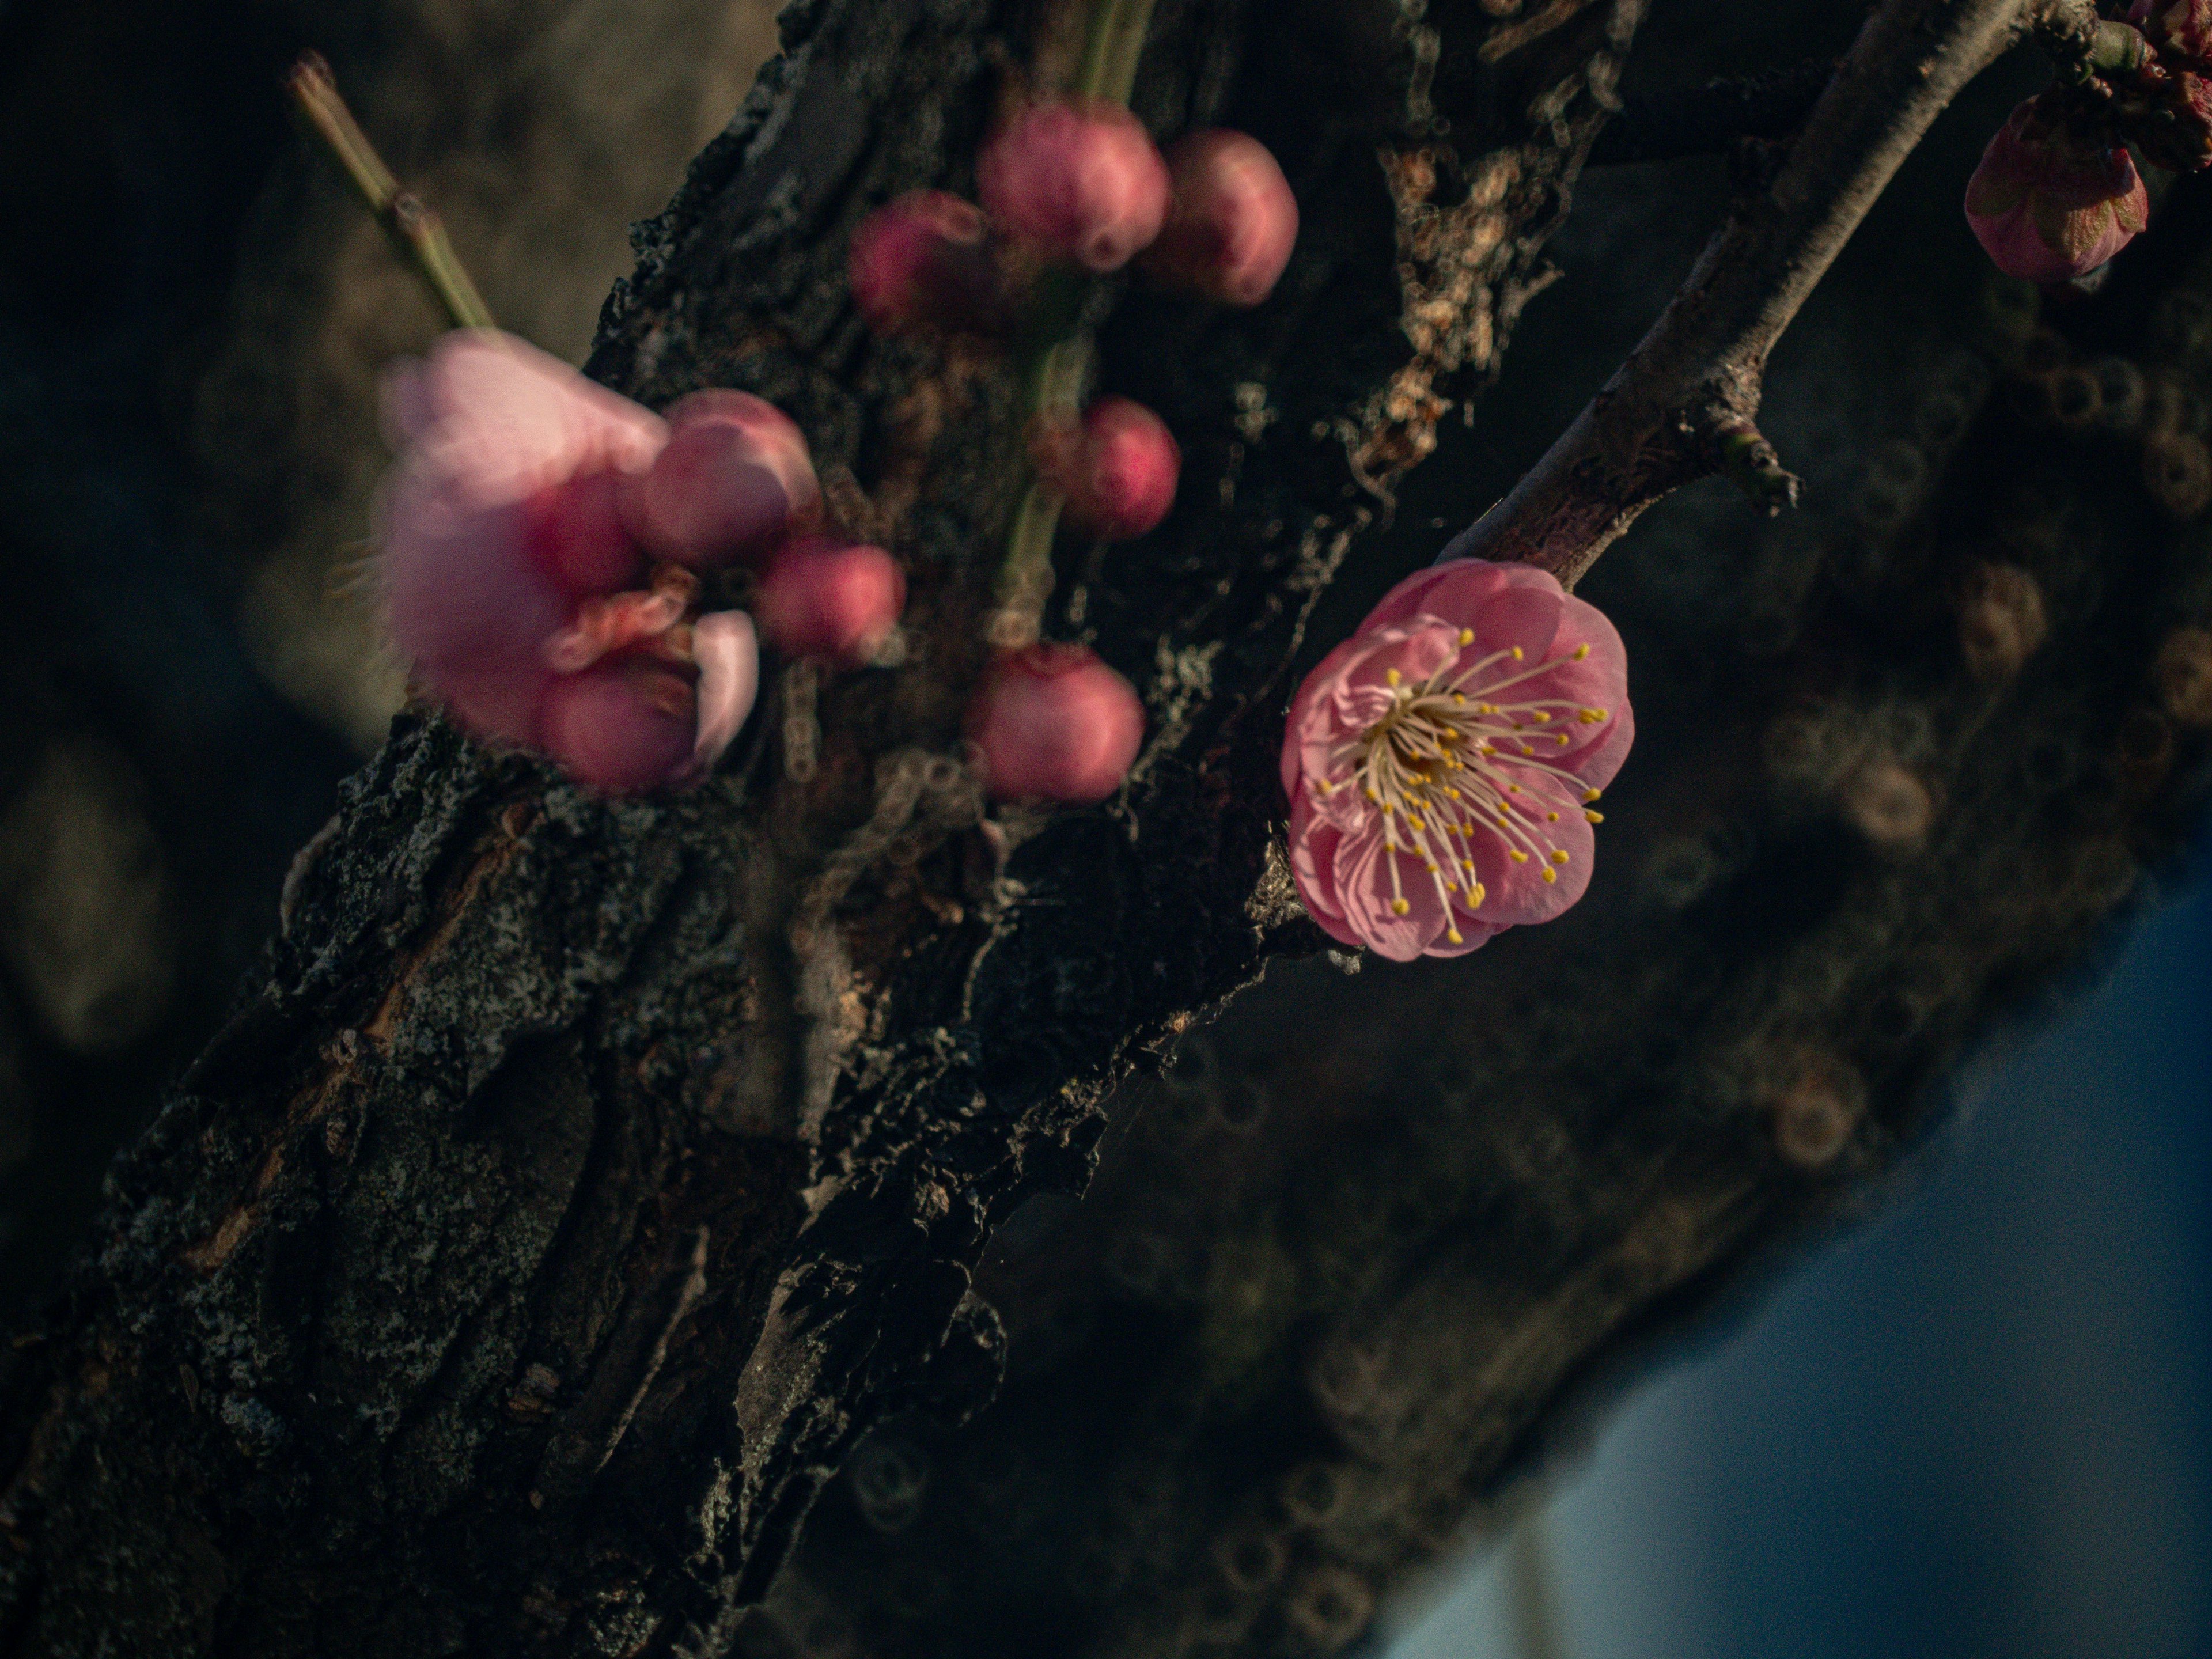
left=286, top=51, right=495, bottom=331
left=1442, top=0, right=2097, bottom=589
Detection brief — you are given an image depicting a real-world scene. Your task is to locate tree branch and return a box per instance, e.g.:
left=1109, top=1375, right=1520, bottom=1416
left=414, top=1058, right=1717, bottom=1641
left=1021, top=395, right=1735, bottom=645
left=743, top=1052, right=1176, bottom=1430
left=1444, top=0, right=2075, bottom=586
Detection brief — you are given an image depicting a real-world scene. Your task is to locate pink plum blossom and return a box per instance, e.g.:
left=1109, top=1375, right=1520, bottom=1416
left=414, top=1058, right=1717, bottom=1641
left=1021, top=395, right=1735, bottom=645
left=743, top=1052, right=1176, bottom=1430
left=978, top=100, right=1171, bottom=273
left=753, top=537, right=907, bottom=666
left=621, top=389, right=820, bottom=570
left=1141, top=130, right=1299, bottom=306
left=1034, top=397, right=1180, bottom=540
left=968, top=644, right=1146, bottom=803
left=376, top=329, right=761, bottom=791
left=1281, top=558, right=1634, bottom=962
left=1964, top=96, right=2148, bottom=284
left=849, top=190, right=1007, bottom=336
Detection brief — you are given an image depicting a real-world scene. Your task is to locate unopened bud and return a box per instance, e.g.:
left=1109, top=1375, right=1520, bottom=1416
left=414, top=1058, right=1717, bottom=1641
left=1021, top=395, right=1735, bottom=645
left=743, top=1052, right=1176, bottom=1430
left=539, top=654, right=698, bottom=794
left=753, top=537, right=906, bottom=666
left=968, top=643, right=1145, bottom=802
left=2125, top=64, right=2212, bottom=173
left=623, top=391, right=820, bottom=571
left=1034, top=396, right=1181, bottom=540
left=1141, top=130, right=1298, bottom=306
left=1964, top=95, right=2149, bottom=284
left=978, top=100, right=1171, bottom=274
left=848, top=190, right=1007, bottom=336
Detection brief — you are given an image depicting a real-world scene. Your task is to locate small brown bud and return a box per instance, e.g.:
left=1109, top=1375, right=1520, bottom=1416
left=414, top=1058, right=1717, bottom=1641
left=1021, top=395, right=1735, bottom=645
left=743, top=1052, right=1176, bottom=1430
left=2154, top=626, right=2212, bottom=726
left=1956, top=562, right=2048, bottom=682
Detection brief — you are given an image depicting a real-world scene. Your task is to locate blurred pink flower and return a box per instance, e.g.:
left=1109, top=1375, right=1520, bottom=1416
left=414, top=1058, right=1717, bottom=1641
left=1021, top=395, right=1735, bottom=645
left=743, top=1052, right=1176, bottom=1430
left=1033, top=396, right=1180, bottom=541
left=1964, top=96, right=2147, bottom=284
left=849, top=190, right=1007, bottom=337
left=968, top=643, right=1145, bottom=803
left=753, top=537, right=906, bottom=666
left=1141, top=130, right=1298, bottom=306
left=979, top=100, right=1171, bottom=273
left=376, top=329, right=760, bottom=791
left=1281, top=559, right=1633, bottom=961
left=622, top=389, right=820, bottom=570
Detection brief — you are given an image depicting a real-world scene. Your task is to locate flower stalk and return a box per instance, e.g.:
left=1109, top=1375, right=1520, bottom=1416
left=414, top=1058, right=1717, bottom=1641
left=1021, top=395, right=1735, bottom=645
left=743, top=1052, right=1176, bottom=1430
left=286, top=51, right=495, bottom=331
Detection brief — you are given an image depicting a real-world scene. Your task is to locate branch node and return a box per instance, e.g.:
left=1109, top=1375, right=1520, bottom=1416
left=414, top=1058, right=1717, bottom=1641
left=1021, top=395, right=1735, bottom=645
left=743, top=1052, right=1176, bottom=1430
left=1706, top=415, right=1802, bottom=517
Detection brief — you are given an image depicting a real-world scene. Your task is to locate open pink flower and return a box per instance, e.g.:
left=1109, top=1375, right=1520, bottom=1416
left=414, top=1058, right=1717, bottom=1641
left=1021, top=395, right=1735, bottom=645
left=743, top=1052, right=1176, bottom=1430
left=1281, top=559, right=1633, bottom=961
left=1964, top=96, right=2148, bottom=284
left=376, top=329, right=760, bottom=791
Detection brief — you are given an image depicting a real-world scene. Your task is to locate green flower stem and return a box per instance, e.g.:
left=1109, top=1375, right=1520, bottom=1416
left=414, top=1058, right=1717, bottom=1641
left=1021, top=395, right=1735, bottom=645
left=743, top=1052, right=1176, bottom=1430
left=986, top=0, right=1160, bottom=644
left=286, top=51, right=495, bottom=331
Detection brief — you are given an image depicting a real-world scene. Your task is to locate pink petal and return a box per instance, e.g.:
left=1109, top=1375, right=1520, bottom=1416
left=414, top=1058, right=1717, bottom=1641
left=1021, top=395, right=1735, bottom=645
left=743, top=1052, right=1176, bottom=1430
left=1467, top=776, right=1593, bottom=927
left=1282, top=636, right=1363, bottom=800
left=1288, top=791, right=1358, bottom=945
left=690, top=611, right=760, bottom=770
left=1332, top=819, right=1449, bottom=961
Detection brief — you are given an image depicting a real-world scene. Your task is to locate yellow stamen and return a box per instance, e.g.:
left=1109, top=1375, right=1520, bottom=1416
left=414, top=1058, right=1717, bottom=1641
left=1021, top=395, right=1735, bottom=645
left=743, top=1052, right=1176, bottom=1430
left=1387, top=668, right=1402, bottom=687
left=1585, top=809, right=1604, bottom=823
left=1541, top=867, right=1558, bottom=884
left=1510, top=646, right=1524, bottom=661
left=1457, top=628, right=1474, bottom=645
left=1574, top=643, right=1590, bottom=660
left=1551, top=849, right=1569, bottom=865
left=1509, top=850, right=1529, bottom=863
left=1391, top=897, right=1409, bottom=915
left=1446, top=927, right=1464, bottom=943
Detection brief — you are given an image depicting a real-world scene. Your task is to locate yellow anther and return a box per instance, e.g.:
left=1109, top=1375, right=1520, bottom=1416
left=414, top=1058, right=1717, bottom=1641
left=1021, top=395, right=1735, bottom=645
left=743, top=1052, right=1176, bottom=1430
left=1579, top=707, right=1608, bottom=724
left=1556, top=734, right=1571, bottom=748
left=1424, top=859, right=1438, bottom=873
left=1551, top=849, right=1569, bottom=865
left=1391, top=897, right=1410, bottom=915
left=1457, top=628, right=1474, bottom=646
left=1534, top=711, right=1552, bottom=724
left=1574, top=642, right=1590, bottom=660
left=1511, top=646, right=1524, bottom=661
left=1477, top=742, right=1495, bottom=755
left=1583, top=787, right=1601, bottom=803
left=1585, top=809, right=1604, bottom=824
left=1508, top=783, right=1521, bottom=793
left=1541, top=867, right=1558, bottom=884
left=1546, top=812, right=1559, bottom=822
left=1446, top=927, right=1464, bottom=944
left=1509, top=850, right=1529, bottom=863
left=1319, top=778, right=1334, bottom=794
left=1365, top=786, right=1378, bottom=801
left=1387, top=668, right=1402, bottom=686
left=1453, top=692, right=1466, bottom=704
left=1446, top=788, right=1461, bottom=800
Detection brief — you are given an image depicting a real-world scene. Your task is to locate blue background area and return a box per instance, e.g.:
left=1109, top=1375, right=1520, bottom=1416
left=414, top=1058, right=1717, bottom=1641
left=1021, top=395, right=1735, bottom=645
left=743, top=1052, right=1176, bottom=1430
left=1390, top=831, right=2212, bottom=1659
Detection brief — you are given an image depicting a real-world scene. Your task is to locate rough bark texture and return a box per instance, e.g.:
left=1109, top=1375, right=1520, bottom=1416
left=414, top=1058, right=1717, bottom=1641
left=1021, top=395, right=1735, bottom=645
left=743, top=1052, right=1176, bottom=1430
left=0, top=1, right=1647, bottom=1653
left=6, top=0, right=2212, bottom=1655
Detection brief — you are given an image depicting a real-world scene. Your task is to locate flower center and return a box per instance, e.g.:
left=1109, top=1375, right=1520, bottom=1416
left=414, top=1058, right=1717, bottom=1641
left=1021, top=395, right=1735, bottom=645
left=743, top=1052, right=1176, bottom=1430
left=1320, top=634, right=1611, bottom=944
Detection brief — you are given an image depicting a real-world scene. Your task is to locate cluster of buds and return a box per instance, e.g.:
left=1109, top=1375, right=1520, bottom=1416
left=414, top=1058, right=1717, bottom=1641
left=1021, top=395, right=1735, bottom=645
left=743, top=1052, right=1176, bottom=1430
left=847, top=104, right=1298, bottom=803
left=852, top=109, right=1298, bottom=330
left=379, top=332, right=905, bottom=793
left=1965, top=5, right=2212, bottom=284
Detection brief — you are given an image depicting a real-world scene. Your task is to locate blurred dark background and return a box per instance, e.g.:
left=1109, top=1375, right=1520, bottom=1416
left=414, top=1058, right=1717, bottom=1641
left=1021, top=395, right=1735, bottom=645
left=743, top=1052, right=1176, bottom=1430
left=0, top=1, right=2202, bottom=1654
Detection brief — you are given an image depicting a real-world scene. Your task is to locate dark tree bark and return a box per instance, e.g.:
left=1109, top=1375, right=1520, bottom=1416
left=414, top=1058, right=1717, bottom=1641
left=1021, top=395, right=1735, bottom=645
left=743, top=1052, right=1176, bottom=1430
left=5, top=1, right=2210, bottom=1657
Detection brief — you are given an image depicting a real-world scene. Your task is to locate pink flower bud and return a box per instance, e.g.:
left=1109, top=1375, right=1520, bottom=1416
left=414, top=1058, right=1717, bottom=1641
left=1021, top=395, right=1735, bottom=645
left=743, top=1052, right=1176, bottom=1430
left=622, top=390, right=820, bottom=571
left=1965, top=96, right=2149, bottom=284
left=2130, top=65, right=2212, bottom=172
left=849, top=190, right=1007, bottom=336
left=753, top=537, right=906, bottom=665
left=1035, top=397, right=1181, bottom=540
left=539, top=653, right=698, bottom=794
left=978, top=101, right=1171, bottom=273
left=968, top=644, right=1145, bottom=803
left=1140, top=130, right=1298, bottom=306
left=520, top=468, right=647, bottom=597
